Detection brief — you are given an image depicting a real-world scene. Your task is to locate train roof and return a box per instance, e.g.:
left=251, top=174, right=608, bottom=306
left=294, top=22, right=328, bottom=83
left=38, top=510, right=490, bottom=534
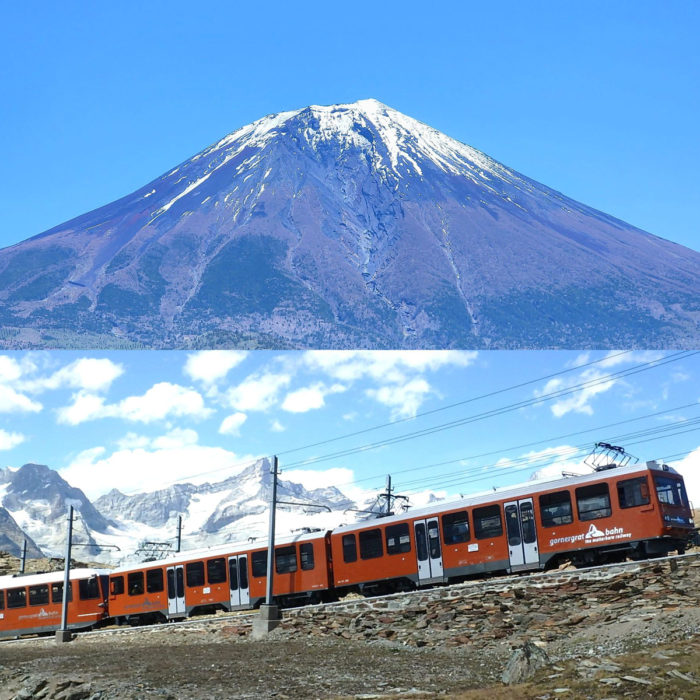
left=332, top=459, right=681, bottom=534
left=110, top=528, right=328, bottom=573
left=0, top=567, right=109, bottom=589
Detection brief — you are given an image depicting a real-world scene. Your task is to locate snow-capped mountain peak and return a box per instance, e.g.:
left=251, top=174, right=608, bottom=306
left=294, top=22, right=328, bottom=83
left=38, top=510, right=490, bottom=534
left=1, top=98, right=698, bottom=350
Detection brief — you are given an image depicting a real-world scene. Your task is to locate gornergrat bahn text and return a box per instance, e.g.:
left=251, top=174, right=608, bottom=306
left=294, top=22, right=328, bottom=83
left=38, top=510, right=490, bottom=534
left=0, top=458, right=695, bottom=638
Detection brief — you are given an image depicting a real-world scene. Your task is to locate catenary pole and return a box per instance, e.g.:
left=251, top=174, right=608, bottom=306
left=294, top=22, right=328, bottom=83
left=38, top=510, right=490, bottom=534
left=265, top=455, right=278, bottom=605
left=56, top=505, right=74, bottom=642
left=19, top=539, right=27, bottom=574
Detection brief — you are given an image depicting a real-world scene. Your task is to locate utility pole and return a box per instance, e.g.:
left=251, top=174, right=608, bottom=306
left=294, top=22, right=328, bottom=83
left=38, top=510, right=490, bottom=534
left=265, top=455, right=279, bottom=606
left=253, top=456, right=281, bottom=638
left=176, top=515, right=182, bottom=553
left=19, top=539, right=27, bottom=575
left=56, top=505, right=74, bottom=643
left=382, top=475, right=394, bottom=514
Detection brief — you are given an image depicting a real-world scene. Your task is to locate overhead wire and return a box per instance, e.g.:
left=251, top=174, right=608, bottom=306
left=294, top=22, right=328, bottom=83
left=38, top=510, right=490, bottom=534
left=119, top=350, right=697, bottom=496
left=148, top=349, right=641, bottom=487
left=281, top=350, right=697, bottom=471
left=325, top=400, right=700, bottom=490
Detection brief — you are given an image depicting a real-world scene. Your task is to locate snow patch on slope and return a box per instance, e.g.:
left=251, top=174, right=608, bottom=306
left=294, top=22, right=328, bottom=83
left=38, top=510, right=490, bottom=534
left=151, top=99, right=531, bottom=218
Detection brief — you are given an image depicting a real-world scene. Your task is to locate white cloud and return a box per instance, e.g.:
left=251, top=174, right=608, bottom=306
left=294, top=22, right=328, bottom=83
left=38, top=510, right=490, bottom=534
left=281, top=383, right=346, bottom=413
left=0, top=429, right=25, bottom=450
left=16, top=357, right=124, bottom=395
left=508, top=446, right=590, bottom=481
left=537, top=370, right=617, bottom=418
left=57, top=382, right=212, bottom=425
left=0, top=356, right=23, bottom=383
left=219, top=413, right=247, bottom=436
left=115, top=383, right=211, bottom=423
left=116, top=433, right=151, bottom=450
left=367, top=378, right=432, bottom=418
left=672, top=447, right=700, bottom=505
left=57, top=392, right=106, bottom=425
left=303, top=350, right=477, bottom=384
left=184, top=351, right=248, bottom=385
left=270, top=420, right=285, bottom=433
left=598, top=350, right=663, bottom=369
left=0, top=385, right=43, bottom=414
left=61, top=443, right=247, bottom=499
left=226, top=372, right=291, bottom=412
left=152, top=428, right=199, bottom=449
left=44, top=358, right=124, bottom=393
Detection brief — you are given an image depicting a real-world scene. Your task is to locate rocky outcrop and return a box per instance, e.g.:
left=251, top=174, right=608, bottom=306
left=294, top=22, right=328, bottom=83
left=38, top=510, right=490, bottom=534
left=260, top=554, right=700, bottom=649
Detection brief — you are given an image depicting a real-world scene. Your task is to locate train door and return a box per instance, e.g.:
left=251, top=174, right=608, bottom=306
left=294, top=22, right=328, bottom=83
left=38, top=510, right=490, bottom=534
left=504, top=498, right=539, bottom=572
left=166, top=565, right=186, bottom=617
left=414, top=518, right=444, bottom=584
left=228, top=555, right=250, bottom=609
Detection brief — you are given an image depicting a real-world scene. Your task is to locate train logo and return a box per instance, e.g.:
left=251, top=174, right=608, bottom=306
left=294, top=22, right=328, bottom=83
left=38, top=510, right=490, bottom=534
left=585, top=524, right=605, bottom=539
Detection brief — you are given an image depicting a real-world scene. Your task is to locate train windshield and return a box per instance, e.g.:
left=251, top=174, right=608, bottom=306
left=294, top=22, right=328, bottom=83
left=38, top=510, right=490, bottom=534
left=654, top=475, right=689, bottom=508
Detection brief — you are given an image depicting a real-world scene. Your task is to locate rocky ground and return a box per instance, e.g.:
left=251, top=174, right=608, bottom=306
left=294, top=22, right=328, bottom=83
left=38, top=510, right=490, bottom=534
left=0, top=607, right=697, bottom=699
left=1, top=538, right=698, bottom=699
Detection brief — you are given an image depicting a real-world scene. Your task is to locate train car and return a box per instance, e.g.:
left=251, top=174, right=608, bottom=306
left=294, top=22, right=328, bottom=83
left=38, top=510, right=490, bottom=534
left=108, top=529, right=331, bottom=624
left=533, top=459, right=694, bottom=568
left=329, top=459, right=694, bottom=595
left=0, top=568, right=109, bottom=639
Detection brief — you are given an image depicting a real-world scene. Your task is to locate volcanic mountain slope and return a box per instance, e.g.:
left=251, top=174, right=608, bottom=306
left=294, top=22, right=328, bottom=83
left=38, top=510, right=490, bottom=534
left=0, top=99, right=698, bottom=349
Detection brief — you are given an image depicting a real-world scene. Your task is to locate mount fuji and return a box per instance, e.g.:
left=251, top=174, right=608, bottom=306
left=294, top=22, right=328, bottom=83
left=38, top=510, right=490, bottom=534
left=1, top=99, right=698, bottom=349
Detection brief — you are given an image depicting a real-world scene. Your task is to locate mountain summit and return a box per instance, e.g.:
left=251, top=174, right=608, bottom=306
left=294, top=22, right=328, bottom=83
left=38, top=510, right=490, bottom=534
left=1, top=99, right=698, bottom=348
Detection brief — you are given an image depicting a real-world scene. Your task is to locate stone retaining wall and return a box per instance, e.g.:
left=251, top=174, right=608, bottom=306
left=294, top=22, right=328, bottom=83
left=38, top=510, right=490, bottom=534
left=221, top=553, right=700, bottom=647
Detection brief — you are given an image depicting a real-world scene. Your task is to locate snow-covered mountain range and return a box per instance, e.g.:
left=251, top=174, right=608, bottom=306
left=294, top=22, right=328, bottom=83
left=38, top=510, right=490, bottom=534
left=1, top=99, right=698, bottom=349
left=0, top=460, right=358, bottom=564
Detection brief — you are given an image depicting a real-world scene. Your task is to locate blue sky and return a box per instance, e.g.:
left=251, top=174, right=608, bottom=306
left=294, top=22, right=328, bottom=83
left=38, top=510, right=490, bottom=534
left=1, top=350, right=698, bottom=506
left=1, top=1, right=698, bottom=251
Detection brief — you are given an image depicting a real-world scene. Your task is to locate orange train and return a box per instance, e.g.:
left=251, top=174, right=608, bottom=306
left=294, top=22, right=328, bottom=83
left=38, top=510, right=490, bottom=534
left=0, top=568, right=109, bottom=638
left=0, top=459, right=695, bottom=636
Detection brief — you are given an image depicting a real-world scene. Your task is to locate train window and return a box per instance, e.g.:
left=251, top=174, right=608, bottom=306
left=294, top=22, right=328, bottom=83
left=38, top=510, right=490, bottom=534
left=520, top=502, right=537, bottom=544
left=0, top=591, right=4, bottom=610
left=275, top=546, right=298, bottom=574
left=618, top=477, right=650, bottom=508
left=111, top=576, right=125, bottom=596
left=473, top=505, right=503, bottom=539
left=186, top=561, right=205, bottom=587
left=385, top=523, right=411, bottom=555
left=128, top=572, right=145, bottom=596
left=442, top=511, right=470, bottom=544
left=146, top=569, right=164, bottom=593
left=79, top=577, right=101, bottom=600
left=300, top=543, right=315, bottom=571
left=539, top=491, right=574, bottom=527
left=251, top=551, right=268, bottom=578
left=415, top=523, right=428, bottom=561
left=342, top=534, right=357, bottom=563
left=239, top=558, right=249, bottom=589
left=505, top=505, right=521, bottom=546
left=7, top=587, right=27, bottom=608
left=29, top=584, right=49, bottom=606
left=359, top=528, right=384, bottom=560
left=576, top=483, right=612, bottom=521
left=51, top=582, right=72, bottom=603
left=427, top=520, right=441, bottom=558
left=654, top=476, right=688, bottom=507
left=207, top=558, right=227, bottom=585
left=228, top=559, right=238, bottom=590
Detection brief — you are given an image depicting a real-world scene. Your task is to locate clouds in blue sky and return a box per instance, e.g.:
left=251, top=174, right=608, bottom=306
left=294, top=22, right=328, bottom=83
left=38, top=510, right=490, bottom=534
left=0, top=350, right=698, bottom=503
